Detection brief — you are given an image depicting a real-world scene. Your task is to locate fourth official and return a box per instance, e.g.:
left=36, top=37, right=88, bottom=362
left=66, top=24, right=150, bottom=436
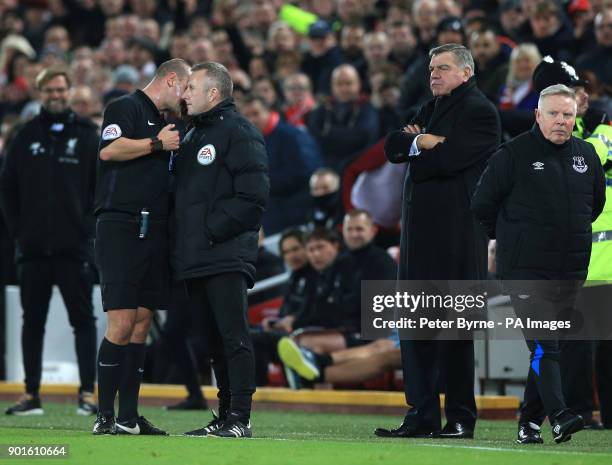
left=174, top=62, right=269, bottom=438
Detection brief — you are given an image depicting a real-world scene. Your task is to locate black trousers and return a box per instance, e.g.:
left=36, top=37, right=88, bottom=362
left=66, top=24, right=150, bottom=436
left=18, top=256, right=97, bottom=395
left=400, top=339, right=477, bottom=431
left=187, top=272, right=255, bottom=416
left=511, top=294, right=568, bottom=424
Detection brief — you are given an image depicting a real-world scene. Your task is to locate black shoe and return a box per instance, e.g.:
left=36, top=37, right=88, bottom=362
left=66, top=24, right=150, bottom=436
left=583, top=418, right=605, bottom=430
left=184, top=411, right=224, bottom=437
left=552, top=413, right=584, bottom=444
left=439, top=422, right=474, bottom=439
left=5, top=395, right=43, bottom=416
left=165, top=396, right=208, bottom=411
left=93, top=414, right=116, bottom=435
left=517, top=422, right=544, bottom=444
left=116, top=416, right=168, bottom=435
left=77, top=392, right=98, bottom=416
left=208, top=414, right=252, bottom=438
left=374, top=419, right=436, bottom=438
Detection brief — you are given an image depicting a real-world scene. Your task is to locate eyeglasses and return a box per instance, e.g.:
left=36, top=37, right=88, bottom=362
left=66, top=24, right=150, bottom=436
left=596, top=23, right=612, bottom=30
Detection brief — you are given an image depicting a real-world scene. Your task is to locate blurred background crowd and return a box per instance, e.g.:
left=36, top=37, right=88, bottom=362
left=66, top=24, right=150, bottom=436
left=1, top=0, right=612, bottom=392
left=1, top=0, right=612, bottom=240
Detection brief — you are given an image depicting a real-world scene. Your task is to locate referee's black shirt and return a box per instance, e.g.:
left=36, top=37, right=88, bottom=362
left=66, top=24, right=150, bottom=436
left=95, top=89, right=170, bottom=217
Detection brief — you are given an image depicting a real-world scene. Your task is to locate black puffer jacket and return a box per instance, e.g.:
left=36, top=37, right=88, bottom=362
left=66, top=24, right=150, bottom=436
left=472, top=125, right=606, bottom=280
left=172, top=99, right=269, bottom=286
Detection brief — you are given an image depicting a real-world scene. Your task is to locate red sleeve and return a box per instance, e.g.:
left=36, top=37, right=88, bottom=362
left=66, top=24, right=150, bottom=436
left=342, top=138, right=387, bottom=211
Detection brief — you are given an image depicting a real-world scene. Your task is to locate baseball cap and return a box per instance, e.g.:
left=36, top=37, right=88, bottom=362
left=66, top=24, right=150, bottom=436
left=436, top=16, right=464, bottom=36
left=308, top=20, right=331, bottom=39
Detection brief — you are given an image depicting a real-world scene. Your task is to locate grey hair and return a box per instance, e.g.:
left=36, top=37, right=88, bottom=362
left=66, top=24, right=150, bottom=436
left=191, top=61, right=233, bottom=99
left=537, top=84, right=576, bottom=109
left=429, top=43, right=475, bottom=77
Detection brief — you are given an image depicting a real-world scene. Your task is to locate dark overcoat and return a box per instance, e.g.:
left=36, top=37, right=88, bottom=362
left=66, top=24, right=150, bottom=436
left=385, top=77, right=501, bottom=280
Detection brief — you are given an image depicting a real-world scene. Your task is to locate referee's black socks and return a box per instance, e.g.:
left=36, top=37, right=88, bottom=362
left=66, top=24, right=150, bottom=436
left=118, top=343, right=146, bottom=423
left=97, top=338, right=127, bottom=417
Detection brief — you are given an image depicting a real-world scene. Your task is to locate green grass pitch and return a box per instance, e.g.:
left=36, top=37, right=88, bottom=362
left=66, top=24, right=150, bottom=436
left=0, top=402, right=610, bottom=464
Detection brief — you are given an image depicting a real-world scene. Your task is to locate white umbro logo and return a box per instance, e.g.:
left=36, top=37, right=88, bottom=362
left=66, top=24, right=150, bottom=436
left=532, top=161, right=544, bottom=170
left=147, top=120, right=155, bottom=126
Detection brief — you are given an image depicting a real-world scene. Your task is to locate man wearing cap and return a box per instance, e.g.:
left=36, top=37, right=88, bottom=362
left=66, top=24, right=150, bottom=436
left=533, top=56, right=612, bottom=430
left=302, top=20, right=343, bottom=96
left=377, top=44, right=501, bottom=439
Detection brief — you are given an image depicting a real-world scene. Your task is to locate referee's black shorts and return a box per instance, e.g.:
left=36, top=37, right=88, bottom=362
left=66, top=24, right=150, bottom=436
left=95, top=211, right=169, bottom=311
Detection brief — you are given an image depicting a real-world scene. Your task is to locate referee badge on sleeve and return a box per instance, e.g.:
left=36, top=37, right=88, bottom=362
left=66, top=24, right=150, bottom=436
left=102, top=124, right=122, bottom=140
left=197, top=144, right=216, bottom=165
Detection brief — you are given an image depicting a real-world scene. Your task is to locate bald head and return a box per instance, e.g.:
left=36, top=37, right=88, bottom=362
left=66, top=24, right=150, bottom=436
left=331, top=64, right=361, bottom=103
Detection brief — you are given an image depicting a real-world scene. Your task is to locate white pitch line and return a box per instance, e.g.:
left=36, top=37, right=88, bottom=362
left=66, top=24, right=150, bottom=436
left=404, top=442, right=612, bottom=457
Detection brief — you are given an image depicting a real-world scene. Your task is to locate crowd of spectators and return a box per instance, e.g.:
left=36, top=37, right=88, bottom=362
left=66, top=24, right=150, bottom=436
left=2, top=0, right=612, bottom=237
left=1, top=0, right=612, bottom=388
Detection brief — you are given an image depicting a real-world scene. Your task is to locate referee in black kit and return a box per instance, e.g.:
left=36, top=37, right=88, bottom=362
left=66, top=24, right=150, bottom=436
left=174, top=62, right=269, bottom=438
left=93, top=59, right=191, bottom=435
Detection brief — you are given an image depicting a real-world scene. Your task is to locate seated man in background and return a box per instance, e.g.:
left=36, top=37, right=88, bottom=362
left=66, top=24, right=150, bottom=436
left=251, top=229, right=318, bottom=386
left=308, top=168, right=344, bottom=231
left=294, top=210, right=398, bottom=354
left=278, top=332, right=401, bottom=389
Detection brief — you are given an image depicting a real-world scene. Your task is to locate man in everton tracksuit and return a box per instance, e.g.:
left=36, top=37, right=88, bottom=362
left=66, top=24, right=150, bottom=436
left=532, top=56, right=612, bottom=430
left=472, top=84, right=606, bottom=444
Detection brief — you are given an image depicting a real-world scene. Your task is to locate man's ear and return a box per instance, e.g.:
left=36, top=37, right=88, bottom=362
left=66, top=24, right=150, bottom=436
left=166, top=72, right=177, bottom=87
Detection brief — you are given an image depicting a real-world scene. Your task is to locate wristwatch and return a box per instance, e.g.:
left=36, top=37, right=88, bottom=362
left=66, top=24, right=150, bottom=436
left=150, top=137, right=163, bottom=152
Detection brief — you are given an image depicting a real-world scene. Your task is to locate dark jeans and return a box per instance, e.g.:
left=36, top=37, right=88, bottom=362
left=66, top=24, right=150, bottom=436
left=18, top=256, right=97, bottom=395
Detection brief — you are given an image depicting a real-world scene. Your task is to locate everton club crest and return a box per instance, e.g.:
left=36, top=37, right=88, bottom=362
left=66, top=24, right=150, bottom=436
left=572, top=156, right=587, bottom=174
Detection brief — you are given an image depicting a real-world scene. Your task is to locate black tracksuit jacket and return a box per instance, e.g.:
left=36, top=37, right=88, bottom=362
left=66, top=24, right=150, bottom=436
left=472, top=125, right=606, bottom=280
left=0, top=108, right=98, bottom=260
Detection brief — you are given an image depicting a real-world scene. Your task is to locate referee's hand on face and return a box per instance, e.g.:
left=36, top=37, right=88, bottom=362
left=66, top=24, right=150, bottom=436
left=157, top=124, right=180, bottom=151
